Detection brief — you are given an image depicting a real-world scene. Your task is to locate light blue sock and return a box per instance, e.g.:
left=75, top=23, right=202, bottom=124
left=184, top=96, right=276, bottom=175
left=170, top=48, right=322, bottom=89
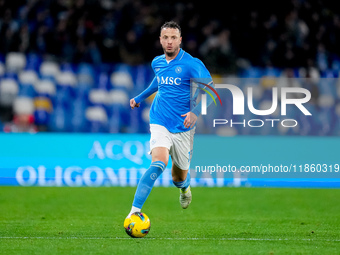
left=132, top=161, right=166, bottom=209
left=173, top=172, right=190, bottom=190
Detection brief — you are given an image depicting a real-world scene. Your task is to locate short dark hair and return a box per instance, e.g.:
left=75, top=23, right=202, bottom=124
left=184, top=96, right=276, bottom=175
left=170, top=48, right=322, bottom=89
left=160, top=21, right=181, bottom=35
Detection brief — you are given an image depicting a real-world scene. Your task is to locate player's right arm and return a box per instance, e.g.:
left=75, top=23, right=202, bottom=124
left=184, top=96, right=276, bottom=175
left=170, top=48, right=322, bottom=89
left=130, top=76, right=158, bottom=110
left=130, top=98, right=140, bottom=109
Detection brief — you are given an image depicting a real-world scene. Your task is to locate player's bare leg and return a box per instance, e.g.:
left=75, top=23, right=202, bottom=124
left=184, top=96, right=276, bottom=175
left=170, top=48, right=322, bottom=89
left=151, top=147, right=169, bottom=165
left=172, top=163, right=192, bottom=209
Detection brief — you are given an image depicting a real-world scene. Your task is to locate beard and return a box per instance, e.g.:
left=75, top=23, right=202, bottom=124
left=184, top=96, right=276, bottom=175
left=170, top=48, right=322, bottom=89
left=163, top=46, right=179, bottom=57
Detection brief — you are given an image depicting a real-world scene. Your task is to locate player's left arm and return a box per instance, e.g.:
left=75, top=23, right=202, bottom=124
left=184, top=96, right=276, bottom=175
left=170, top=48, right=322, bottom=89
left=181, top=112, right=198, bottom=129
left=182, top=59, right=215, bottom=128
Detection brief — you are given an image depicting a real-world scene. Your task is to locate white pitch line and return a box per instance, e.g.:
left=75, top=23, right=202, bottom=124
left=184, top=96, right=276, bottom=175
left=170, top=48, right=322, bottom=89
left=0, top=236, right=340, bottom=242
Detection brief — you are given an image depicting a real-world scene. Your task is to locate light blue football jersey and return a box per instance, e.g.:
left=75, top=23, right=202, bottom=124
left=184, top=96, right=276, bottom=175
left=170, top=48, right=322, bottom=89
left=134, top=48, right=212, bottom=133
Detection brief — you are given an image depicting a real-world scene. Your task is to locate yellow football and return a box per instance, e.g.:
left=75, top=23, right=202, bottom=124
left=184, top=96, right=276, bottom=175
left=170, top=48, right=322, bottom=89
left=124, top=212, right=151, bottom=238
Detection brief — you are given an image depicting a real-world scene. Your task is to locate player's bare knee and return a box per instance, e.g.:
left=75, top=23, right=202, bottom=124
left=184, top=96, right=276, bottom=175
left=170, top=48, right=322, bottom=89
left=151, top=155, right=168, bottom=166
left=172, top=175, right=186, bottom=182
left=151, top=158, right=167, bottom=167
left=151, top=147, right=169, bottom=166
left=151, top=156, right=167, bottom=165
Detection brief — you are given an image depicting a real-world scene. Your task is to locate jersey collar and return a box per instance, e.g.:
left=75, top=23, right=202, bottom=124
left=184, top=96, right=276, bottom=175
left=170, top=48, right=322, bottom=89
left=163, top=48, right=184, bottom=63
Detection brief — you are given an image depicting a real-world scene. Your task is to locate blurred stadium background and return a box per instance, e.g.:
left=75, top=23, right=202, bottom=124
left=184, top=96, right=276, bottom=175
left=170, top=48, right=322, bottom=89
left=0, top=0, right=340, bottom=188
left=1, top=0, right=340, bottom=135
left=2, top=2, right=340, bottom=253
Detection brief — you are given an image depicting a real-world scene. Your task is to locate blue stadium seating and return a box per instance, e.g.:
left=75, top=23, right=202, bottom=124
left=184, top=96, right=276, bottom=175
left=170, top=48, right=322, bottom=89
left=1, top=52, right=340, bottom=135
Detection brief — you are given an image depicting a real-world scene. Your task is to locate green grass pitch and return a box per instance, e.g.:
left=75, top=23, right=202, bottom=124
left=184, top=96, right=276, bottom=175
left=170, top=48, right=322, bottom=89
left=1, top=186, right=340, bottom=254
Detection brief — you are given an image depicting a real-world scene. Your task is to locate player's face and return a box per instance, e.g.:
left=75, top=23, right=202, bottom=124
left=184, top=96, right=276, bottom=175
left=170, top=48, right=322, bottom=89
left=160, top=28, right=182, bottom=57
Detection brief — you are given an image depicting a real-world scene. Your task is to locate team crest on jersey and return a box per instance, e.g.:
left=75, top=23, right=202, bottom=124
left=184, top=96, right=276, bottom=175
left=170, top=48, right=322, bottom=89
left=155, top=68, right=160, bottom=72
left=175, top=66, right=182, bottom=74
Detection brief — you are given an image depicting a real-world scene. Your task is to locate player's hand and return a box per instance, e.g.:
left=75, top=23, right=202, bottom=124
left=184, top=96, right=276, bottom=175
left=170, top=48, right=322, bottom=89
left=130, top=98, right=140, bottom=109
left=181, top=112, right=197, bottom=129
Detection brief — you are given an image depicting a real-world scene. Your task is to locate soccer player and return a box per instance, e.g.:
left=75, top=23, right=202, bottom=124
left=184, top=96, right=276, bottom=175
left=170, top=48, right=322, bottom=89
left=127, top=21, right=213, bottom=217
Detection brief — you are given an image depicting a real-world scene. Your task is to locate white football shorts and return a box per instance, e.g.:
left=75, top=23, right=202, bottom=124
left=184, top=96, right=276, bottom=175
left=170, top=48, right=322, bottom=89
left=149, top=124, right=195, bottom=170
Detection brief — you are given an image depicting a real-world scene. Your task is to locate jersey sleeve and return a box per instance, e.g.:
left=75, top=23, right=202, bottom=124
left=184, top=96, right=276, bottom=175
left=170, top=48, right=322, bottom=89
left=190, top=59, right=216, bottom=117
left=190, top=58, right=212, bottom=79
left=134, top=76, right=158, bottom=104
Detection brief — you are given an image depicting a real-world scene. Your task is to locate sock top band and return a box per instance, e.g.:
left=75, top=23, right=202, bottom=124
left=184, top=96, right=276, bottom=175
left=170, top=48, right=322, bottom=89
left=151, top=161, right=166, bottom=171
